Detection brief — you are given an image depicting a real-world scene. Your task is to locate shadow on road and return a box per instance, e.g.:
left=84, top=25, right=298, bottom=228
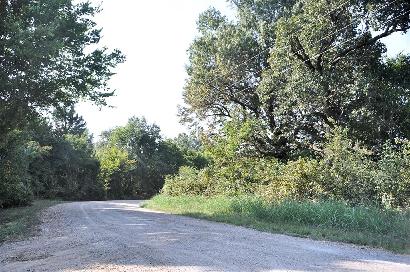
left=0, top=201, right=409, bottom=272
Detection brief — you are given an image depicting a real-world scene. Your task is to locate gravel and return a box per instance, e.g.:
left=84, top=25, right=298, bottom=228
left=0, top=200, right=409, bottom=271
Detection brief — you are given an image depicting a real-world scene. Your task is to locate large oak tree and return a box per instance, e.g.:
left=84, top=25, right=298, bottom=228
left=182, top=0, right=410, bottom=158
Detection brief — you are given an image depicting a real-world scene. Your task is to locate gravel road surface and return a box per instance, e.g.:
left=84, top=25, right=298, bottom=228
left=0, top=200, right=409, bottom=271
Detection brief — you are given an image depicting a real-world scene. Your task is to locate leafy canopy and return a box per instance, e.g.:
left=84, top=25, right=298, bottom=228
left=0, top=0, right=124, bottom=135
left=182, top=0, right=410, bottom=158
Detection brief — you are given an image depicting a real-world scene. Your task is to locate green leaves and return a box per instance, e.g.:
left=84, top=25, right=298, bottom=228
left=96, top=145, right=135, bottom=195
left=183, top=0, right=410, bottom=158
left=0, top=0, right=124, bottom=137
left=95, top=117, right=208, bottom=198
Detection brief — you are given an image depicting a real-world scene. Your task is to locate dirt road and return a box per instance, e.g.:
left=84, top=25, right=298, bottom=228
left=0, top=201, right=409, bottom=271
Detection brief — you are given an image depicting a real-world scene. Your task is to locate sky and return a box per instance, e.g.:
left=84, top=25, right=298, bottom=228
left=77, top=0, right=410, bottom=139
left=77, top=0, right=234, bottom=139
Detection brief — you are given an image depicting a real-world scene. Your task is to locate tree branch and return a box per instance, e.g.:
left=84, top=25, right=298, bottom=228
left=331, top=11, right=410, bottom=65
left=290, top=36, right=316, bottom=71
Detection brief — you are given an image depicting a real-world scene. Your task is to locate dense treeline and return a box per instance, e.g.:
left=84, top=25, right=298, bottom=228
left=1, top=109, right=104, bottom=207
left=96, top=117, right=207, bottom=199
left=0, top=0, right=122, bottom=208
left=1, top=111, right=206, bottom=208
left=165, top=0, right=410, bottom=208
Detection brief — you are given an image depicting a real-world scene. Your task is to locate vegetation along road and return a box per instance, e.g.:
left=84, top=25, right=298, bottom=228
left=0, top=201, right=409, bottom=272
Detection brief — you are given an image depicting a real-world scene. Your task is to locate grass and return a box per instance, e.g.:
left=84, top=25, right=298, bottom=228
left=0, top=199, right=62, bottom=244
left=144, top=195, right=410, bottom=254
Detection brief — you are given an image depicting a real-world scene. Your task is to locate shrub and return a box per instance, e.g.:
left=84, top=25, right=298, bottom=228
left=376, top=141, right=410, bottom=208
left=210, top=157, right=272, bottom=196
left=318, top=128, right=379, bottom=205
left=0, top=181, right=33, bottom=208
left=0, top=131, right=35, bottom=208
left=162, top=166, right=212, bottom=196
left=257, top=158, right=323, bottom=202
left=162, top=127, right=410, bottom=208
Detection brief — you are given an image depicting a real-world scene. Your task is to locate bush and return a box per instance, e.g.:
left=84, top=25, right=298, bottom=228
left=162, top=166, right=213, bottom=196
left=162, top=127, right=410, bottom=208
left=318, top=128, right=379, bottom=205
left=209, top=158, right=268, bottom=196
left=256, top=158, right=323, bottom=202
left=376, top=141, right=410, bottom=208
left=0, top=181, right=33, bottom=208
left=0, top=131, right=33, bottom=208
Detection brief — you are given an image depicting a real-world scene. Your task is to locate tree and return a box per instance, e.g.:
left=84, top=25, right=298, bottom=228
left=52, top=106, right=87, bottom=136
left=0, top=116, right=104, bottom=207
left=97, top=117, right=202, bottom=197
left=0, top=0, right=122, bottom=207
left=27, top=117, right=104, bottom=200
left=265, top=0, right=410, bottom=154
left=97, top=145, right=135, bottom=199
left=0, top=130, right=33, bottom=207
left=171, top=133, right=209, bottom=169
left=182, top=0, right=410, bottom=158
left=0, top=0, right=124, bottom=137
left=97, top=117, right=167, bottom=197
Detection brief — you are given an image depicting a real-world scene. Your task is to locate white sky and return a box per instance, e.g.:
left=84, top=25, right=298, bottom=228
left=77, top=0, right=410, bottom=139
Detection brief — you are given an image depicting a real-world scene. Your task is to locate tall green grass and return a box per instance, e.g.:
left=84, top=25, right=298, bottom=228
left=144, top=195, right=410, bottom=253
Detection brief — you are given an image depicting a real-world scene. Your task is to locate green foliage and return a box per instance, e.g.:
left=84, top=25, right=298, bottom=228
left=182, top=0, right=410, bottom=158
left=162, top=156, right=295, bottom=199
left=0, top=0, right=124, bottom=137
left=162, top=166, right=212, bottom=196
left=0, top=114, right=105, bottom=207
left=318, top=127, right=378, bottom=205
left=162, top=126, right=410, bottom=208
left=97, top=117, right=166, bottom=197
left=97, top=145, right=136, bottom=199
left=317, top=129, right=410, bottom=207
left=0, top=0, right=122, bottom=208
left=0, top=131, right=34, bottom=208
left=376, top=141, right=410, bottom=208
left=96, top=117, right=208, bottom=199
left=26, top=115, right=104, bottom=200
left=52, top=106, right=87, bottom=136
left=58, top=133, right=103, bottom=200
left=203, top=119, right=259, bottom=160
left=172, top=133, right=209, bottom=169
left=146, top=195, right=410, bottom=253
left=257, top=158, right=322, bottom=202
